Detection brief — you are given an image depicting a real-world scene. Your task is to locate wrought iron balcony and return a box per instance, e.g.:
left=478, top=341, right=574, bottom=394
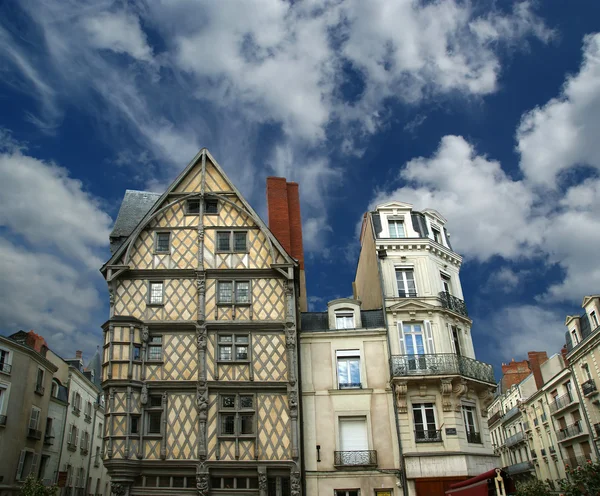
left=67, top=441, right=77, bottom=452
left=488, top=410, right=502, bottom=426
left=27, top=428, right=42, bottom=440
left=0, top=362, right=11, bottom=374
left=390, top=354, right=495, bottom=384
left=0, top=415, right=6, bottom=426
left=466, top=431, right=482, bottom=444
left=84, top=413, right=92, bottom=423
left=398, top=291, right=418, bottom=298
left=582, top=379, right=597, bottom=396
left=80, top=447, right=89, bottom=455
left=44, top=435, right=54, bottom=445
left=34, top=384, right=45, bottom=395
left=439, top=291, right=468, bottom=317
left=415, top=429, right=442, bottom=443
left=334, top=450, right=377, bottom=467
left=72, top=406, right=81, bottom=416
left=338, top=383, right=362, bottom=390
left=504, top=460, right=534, bottom=475
left=558, top=420, right=584, bottom=441
left=549, top=392, right=575, bottom=414
left=564, top=456, right=592, bottom=469
left=502, top=406, right=520, bottom=424
left=505, top=431, right=525, bottom=447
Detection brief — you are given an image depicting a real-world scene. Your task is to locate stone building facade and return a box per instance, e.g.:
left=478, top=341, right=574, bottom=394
left=353, top=201, right=497, bottom=496
left=100, top=149, right=302, bottom=496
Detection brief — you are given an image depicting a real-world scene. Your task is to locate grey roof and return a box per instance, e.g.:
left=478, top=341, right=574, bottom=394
left=86, top=347, right=102, bottom=387
left=110, top=190, right=160, bottom=253
left=300, top=309, right=385, bottom=332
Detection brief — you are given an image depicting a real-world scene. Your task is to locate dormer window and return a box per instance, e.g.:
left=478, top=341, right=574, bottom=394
left=389, top=220, right=405, bottom=238
left=571, top=329, right=579, bottom=345
left=432, top=227, right=442, bottom=244
left=591, top=311, right=599, bottom=328
left=336, top=312, right=355, bottom=329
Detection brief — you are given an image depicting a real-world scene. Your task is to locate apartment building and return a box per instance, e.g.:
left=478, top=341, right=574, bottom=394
left=100, top=150, right=303, bottom=495
left=353, top=201, right=497, bottom=496
left=0, top=332, right=57, bottom=496
left=300, top=299, right=400, bottom=495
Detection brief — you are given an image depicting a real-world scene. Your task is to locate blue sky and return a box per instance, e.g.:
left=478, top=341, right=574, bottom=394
left=1, top=0, right=599, bottom=377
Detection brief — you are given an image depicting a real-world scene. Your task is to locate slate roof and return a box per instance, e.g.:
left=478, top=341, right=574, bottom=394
left=300, top=309, right=385, bottom=332
left=109, top=190, right=161, bottom=253
left=86, top=347, right=102, bottom=387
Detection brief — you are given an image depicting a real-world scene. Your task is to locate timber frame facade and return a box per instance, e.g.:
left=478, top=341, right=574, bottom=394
left=100, top=149, right=302, bottom=496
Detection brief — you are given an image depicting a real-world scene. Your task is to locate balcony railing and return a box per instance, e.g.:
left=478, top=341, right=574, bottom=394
left=34, top=384, right=45, bottom=396
left=466, top=431, right=482, bottom=444
left=390, top=354, right=495, bottom=384
left=27, top=428, right=42, bottom=440
left=439, top=291, right=469, bottom=317
left=84, top=413, right=92, bottom=423
left=44, top=435, right=54, bottom=445
left=564, top=456, right=592, bottom=469
left=415, top=429, right=443, bottom=443
left=334, top=450, right=377, bottom=467
left=80, top=447, right=89, bottom=455
left=67, top=441, right=77, bottom=452
left=582, top=379, right=597, bottom=396
left=0, top=415, right=6, bottom=426
left=72, top=407, right=80, bottom=416
left=398, top=291, right=418, bottom=298
left=0, top=362, right=11, bottom=374
left=505, top=461, right=534, bottom=475
left=488, top=410, right=502, bottom=426
left=549, top=392, right=574, bottom=414
left=505, top=431, right=525, bottom=447
left=530, top=449, right=537, bottom=459
left=338, top=383, right=362, bottom=390
left=523, top=421, right=531, bottom=432
left=502, top=406, right=520, bottom=424
left=558, top=421, right=584, bottom=441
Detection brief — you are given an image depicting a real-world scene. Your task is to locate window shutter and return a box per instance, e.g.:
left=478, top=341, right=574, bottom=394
left=424, top=320, right=435, bottom=354
left=74, top=427, right=78, bottom=445
left=448, top=323, right=456, bottom=354
left=397, top=321, right=406, bottom=354
left=31, top=453, right=39, bottom=478
left=29, top=408, right=39, bottom=430
left=67, top=424, right=72, bottom=443
left=16, top=450, right=26, bottom=480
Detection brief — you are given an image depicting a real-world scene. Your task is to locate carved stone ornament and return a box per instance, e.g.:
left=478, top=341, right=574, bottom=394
left=196, top=474, right=209, bottom=496
left=196, top=326, right=207, bottom=350
left=290, top=469, right=301, bottom=496
left=285, top=325, right=296, bottom=349
left=440, top=378, right=453, bottom=412
left=395, top=382, right=408, bottom=413
left=453, top=379, right=469, bottom=411
left=258, top=472, right=267, bottom=491
left=111, top=483, right=126, bottom=496
left=196, top=275, right=206, bottom=293
left=198, top=226, right=205, bottom=240
left=108, top=287, right=115, bottom=306
left=141, top=326, right=149, bottom=344
left=162, top=391, right=168, bottom=405
left=140, top=383, right=148, bottom=406
left=288, top=390, right=298, bottom=411
left=196, top=382, right=208, bottom=417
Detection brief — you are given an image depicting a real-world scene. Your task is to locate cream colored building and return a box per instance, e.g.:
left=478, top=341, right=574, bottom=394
left=300, top=299, right=401, bottom=496
left=354, top=202, right=497, bottom=496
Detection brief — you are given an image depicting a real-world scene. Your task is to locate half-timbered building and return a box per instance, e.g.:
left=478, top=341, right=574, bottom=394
left=101, top=149, right=302, bottom=496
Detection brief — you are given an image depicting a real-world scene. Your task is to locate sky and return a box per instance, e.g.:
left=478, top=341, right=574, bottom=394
left=0, top=0, right=599, bottom=378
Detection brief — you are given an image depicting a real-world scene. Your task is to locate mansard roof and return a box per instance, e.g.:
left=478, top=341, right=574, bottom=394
left=300, top=309, right=385, bottom=331
left=109, top=190, right=161, bottom=253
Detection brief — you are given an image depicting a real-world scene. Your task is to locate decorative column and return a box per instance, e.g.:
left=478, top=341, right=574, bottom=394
left=196, top=462, right=209, bottom=496
left=258, top=467, right=267, bottom=496
left=160, top=391, right=167, bottom=460
left=290, top=467, right=301, bottom=496
left=107, top=388, right=115, bottom=458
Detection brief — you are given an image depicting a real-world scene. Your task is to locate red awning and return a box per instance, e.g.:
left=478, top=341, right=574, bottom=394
left=445, top=468, right=503, bottom=496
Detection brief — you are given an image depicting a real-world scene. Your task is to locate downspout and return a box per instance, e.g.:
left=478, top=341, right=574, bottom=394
left=373, top=220, right=408, bottom=495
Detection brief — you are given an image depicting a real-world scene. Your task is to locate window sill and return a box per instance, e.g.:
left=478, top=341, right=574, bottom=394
left=144, top=433, right=163, bottom=439
left=0, top=370, right=11, bottom=377
left=146, top=303, right=164, bottom=307
left=145, top=359, right=164, bottom=364
left=328, top=388, right=373, bottom=395
left=216, top=360, right=251, bottom=365
left=216, top=302, right=251, bottom=307
left=217, top=434, right=256, bottom=440
left=153, top=251, right=170, bottom=256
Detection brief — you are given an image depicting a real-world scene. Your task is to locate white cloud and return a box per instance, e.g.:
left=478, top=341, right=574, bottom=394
left=82, top=11, right=153, bottom=62
left=517, top=33, right=600, bottom=187
left=486, top=267, right=523, bottom=293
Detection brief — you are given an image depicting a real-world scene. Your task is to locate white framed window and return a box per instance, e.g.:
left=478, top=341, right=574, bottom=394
left=571, top=329, right=579, bottom=345
left=0, top=348, right=11, bottom=374
left=16, top=449, right=38, bottom=481
left=413, top=403, right=439, bottom=442
left=335, top=312, right=354, bottom=329
left=336, top=350, right=361, bottom=389
left=338, top=416, right=369, bottom=465
left=450, top=325, right=462, bottom=356
left=432, top=226, right=442, bottom=244
left=399, top=321, right=434, bottom=356
left=155, top=232, right=171, bottom=253
left=591, top=311, right=599, bottom=328
left=441, top=273, right=452, bottom=294
left=395, top=268, right=416, bottom=298
left=388, top=219, right=405, bottom=238
left=149, top=281, right=164, bottom=305
left=335, top=490, right=360, bottom=496
left=462, top=405, right=481, bottom=443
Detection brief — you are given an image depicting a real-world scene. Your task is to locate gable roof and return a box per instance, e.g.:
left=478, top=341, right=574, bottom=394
left=375, top=200, right=414, bottom=210
left=109, top=190, right=161, bottom=253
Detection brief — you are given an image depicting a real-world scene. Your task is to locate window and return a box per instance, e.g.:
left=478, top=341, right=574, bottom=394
left=16, top=449, right=37, bottom=481
left=85, top=401, right=92, bottom=421
left=399, top=322, right=435, bottom=360
left=155, top=232, right=170, bottom=253
left=80, top=431, right=89, bottom=452
left=217, top=281, right=251, bottom=304
left=462, top=405, right=481, bottom=443
left=130, top=416, right=140, bottom=434
left=337, top=351, right=361, bottom=389
left=451, top=326, right=462, bottom=356
left=338, top=417, right=369, bottom=464
left=0, top=348, right=10, bottom=374
left=186, top=199, right=201, bottom=214
left=441, top=273, right=451, bottom=294
left=432, top=227, right=442, bottom=244
left=147, top=336, right=163, bottom=361
left=211, top=477, right=259, bottom=490
left=218, top=334, right=249, bottom=361
left=335, top=312, right=354, bottom=329
left=29, top=407, right=41, bottom=432
left=388, top=219, right=405, bottom=238
left=396, top=268, right=416, bottom=297
left=335, top=491, right=360, bottom=496
left=413, top=403, right=439, bottom=442
left=67, top=424, right=78, bottom=448
left=147, top=411, right=162, bottom=434
left=35, top=368, right=44, bottom=393
left=205, top=199, right=218, bottom=214
left=186, top=199, right=218, bottom=215
left=133, top=345, right=141, bottom=360
left=216, top=231, right=247, bottom=252
left=571, top=329, right=579, bottom=345
left=51, top=381, right=58, bottom=398
left=219, top=394, right=255, bottom=437
left=592, top=311, right=599, bottom=328
left=149, top=282, right=164, bottom=305
left=73, top=392, right=81, bottom=414
left=583, top=363, right=593, bottom=381
left=98, top=423, right=103, bottom=437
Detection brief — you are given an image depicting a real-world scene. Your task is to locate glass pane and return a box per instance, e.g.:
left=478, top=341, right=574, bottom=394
left=148, top=412, right=162, bottom=433
left=235, top=282, right=250, bottom=303
left=349, top=359, right=360, bottom=383
left=150, top=396, right=162, bottom=407
left=150, top=283, right=163, bottom=304
left=425, top=407, right=436, bottom=428
left=150, top=336, right=162, bottom=343
left=172, top=477, right=184, bottom=488
left=223, top=478, right=234, bottom=489
left=218, top=282, right=233, bottom=303
left=210, top=478, right=221, bottom=489
left=133, top=346, right=141, bottom=360
left=338, top=360, right=349, bottom=384
left=221, top=415, right=235, bottom=435
left=240, top=396, right=253, bottom=408
left=234, top=232, right=247, bottom=251
left=217, top=232, right=230, bottom=251
left=405, top=336, right=415, bottom=355
left=204, top=200, right=218, bottom=214
left=221, top=396, right=235, bottom=408
left=148, top=345, right=162, bottom=361
left=187, top=200, right=200, bottom=214
left=235, top=335, right=249, bottom=344
left=248, top=477, right=259, bottom=489
left=219, top=345, right=232, bottom=361
left=414, top=335, right=425, bottom=355
left=236, top=346, right=248, bottom=360
left=413, top=407, right=424, bottom=427
left=159, top=476, right=170, bottom=487
left=156, top=233, right=170, bottom=252
left=219, top=335, right=233, bottom=343
left=240, top=414, right=254, bottom=434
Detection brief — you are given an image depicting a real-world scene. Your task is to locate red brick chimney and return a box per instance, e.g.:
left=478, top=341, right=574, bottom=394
left=560, top=345, right=569, bottom=366
left=527, top=351, right=549, bottom=390
left=501, top=358, right=531, bottom=390
left=25, top=330, right=48, bottom=354
left=266, top=177, right=307, bottom=312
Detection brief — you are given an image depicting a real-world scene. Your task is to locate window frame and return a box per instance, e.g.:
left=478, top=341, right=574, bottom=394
left=148, top=281, right=164, bottom=306
left=217, top=333, right=250, bottom=363
left=335, top=311, right=355, bottom=330
left=217, top=280, right=252, bottom=305
left=336, top=350, right=362, bottom=389
left=216, top=230, right=249, bottom=253
left=145, top=395, right=164, bottom=436
left=388, top=219, right=406, bottom=238
left=334, top=489, right=360, bottom=496
left=185, top=198, right=219, bottom=215
left=217, top=393, right=256, bottom=439
left=412, top=402, right=439, bottom=442
left=431, top=226, right=442, bottom=244
left=147, top=335, right=163, bottom=362
left=395, top=268, right=417, bottom=298
left=204, top=199, right=219, bottom=215
left=0, top=347, right=11, bottom=375
left=154, top=232, right=171, bottom=254
left=462, top=404, right=481, bottom=444
left=591, top=311, right=599, bottom=328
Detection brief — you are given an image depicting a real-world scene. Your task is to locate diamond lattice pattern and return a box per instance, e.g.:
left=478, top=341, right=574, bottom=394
left=163, top=334, right=198, bottom=380
left=253, top=334, right=287, bottom=381
left=166, top=394, right=198, bottom=460
left=257, top=394, right=291, bottom=461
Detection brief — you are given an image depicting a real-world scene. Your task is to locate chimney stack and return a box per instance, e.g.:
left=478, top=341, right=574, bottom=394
left=76, top=350, right=83, bottom=360
left=527, top=351, right=549, bottom=390
left=266, top=177, right=307, bottom=312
